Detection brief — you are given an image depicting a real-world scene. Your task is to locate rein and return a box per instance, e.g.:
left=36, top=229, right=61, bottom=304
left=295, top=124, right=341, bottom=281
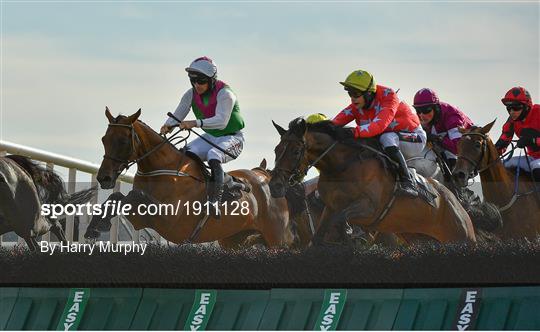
left=457, top=132, right=515, bottom=176
left=458, top=132, right=536, bottom=211
left=103, top=122, right=202, bottom=181
left=274, top=137, right=337, bottom=186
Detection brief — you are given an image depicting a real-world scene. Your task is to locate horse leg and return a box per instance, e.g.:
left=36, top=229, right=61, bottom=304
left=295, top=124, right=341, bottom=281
left=311, top=207, right=340, bottom=246
left=23, top=235, right=38, bottom=251
left=50, top=219, right=67, bottom=244
left=84, top=191, right=126, bottom=239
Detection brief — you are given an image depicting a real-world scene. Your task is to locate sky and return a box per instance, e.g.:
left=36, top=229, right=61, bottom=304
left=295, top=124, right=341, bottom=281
left=1, top=1, right=539, bottom=182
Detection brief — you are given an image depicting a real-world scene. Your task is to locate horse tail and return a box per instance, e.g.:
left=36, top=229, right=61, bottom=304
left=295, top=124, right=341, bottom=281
left=63, top=186, right=98, bottom=205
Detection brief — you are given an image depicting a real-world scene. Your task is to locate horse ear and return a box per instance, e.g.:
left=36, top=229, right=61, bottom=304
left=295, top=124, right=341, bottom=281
left=260, top=158, right=267, bottom=169
left=272, top=120, right=287, bottom=136
left=105, top=106, right=115, bottom=123
left=480, top=119, right=496, bottom=134
left=127, top=108, right=142, bottom=123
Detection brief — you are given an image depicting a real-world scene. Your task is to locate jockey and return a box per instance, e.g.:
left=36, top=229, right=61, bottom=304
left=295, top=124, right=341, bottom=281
left=160, top=56, right=245, bottom=218
left=332, top=70, right=426, bottom=197
left=494, top=86, right=540, bottom=181
left=413, top=88, right=474, bottom=171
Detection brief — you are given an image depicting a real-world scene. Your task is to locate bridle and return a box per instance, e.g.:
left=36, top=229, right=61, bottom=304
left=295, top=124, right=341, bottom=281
left=103, top=122, right=185, bottom=176
left=457, top=131, right=515, bottom=179
left=273, top=138, right=308, bottom=186
left=273, top=135, right=338, bottom=186
left=456, top=132, right=488, bottom=178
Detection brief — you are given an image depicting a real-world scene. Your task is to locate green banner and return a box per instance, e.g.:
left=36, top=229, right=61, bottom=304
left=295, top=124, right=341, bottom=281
left=56, top=288, right=90, bottom=331
left=184, top=290, right=217, bottom=331
left=314, top=289, right=347, bottom=331
left=454, top=288, right=482, bottom=330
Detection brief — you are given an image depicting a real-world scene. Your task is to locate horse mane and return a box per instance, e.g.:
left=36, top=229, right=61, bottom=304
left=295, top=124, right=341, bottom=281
left=305, top=120, right=382, bottom=153
left=5, top=155, right=67, bottom=204
left=306, top=120, right=341, bottom=138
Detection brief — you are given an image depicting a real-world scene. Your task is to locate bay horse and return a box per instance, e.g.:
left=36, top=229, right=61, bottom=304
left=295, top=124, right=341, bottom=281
left=269, top=118, right=476, bottom=244
left=453, top=120, right=540, bottom=239
left=84, top=108, right=293, bottom=248
left=0, top=155, right=96, bottom=250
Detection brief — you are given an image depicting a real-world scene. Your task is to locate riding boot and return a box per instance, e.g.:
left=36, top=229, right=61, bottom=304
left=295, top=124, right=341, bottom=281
left=208, top=159, right=224, bottom=219
left=384, top=146, right=419, bottom=198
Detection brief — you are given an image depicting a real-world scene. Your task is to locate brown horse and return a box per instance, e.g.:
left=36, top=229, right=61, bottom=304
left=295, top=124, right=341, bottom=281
left=453, top=120, right=540, bottom=239
left=269, top=118, right=476, bottom=244
left=84, top=108, right=293, bottom=247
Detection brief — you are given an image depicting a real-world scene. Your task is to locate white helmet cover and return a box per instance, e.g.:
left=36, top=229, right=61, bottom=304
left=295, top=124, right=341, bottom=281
left=185, top=56, right=217, bottom=78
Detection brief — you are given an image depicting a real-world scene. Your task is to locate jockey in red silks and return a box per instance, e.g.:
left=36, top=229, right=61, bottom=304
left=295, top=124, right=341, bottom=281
left=495, top=86, right=540, bottom=181
left=412, top=88, right=474, bottom=171
left=160, top=57, right=246, bottom=218
left=332, top=70, right=426, bottom=198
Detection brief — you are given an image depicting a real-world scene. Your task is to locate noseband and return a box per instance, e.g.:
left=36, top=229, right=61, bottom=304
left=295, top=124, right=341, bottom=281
left=103, top=123, right=178, bottom=176
left=102, top=123, right=141, bottom=173
left=273, top=138, right=308, bottom=186
left=457, top=131, right=515, bottom=178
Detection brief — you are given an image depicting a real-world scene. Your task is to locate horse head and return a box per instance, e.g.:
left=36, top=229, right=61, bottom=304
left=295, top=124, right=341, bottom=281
left=269, top=117, right=309, bottom=197
left=97, top=107, right=141, bottom=189
left=453, top=119, right=497, bottom=187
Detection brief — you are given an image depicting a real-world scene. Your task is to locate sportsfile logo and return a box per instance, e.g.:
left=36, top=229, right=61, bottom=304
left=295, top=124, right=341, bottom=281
left=454, top=288, right=482, bottom=330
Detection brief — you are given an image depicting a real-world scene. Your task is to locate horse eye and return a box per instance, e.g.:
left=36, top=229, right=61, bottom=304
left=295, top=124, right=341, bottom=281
left=474, top=141, right=481, bottom=149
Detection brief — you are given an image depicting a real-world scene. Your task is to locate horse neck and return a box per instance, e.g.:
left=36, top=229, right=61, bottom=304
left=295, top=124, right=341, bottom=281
left=133, top=122, right=200, bottom=175
left=305, top=133, right=378, bottom=175
left=305, top=135, right=347, bottom=174
left=479, top=138, right=515, bottom=204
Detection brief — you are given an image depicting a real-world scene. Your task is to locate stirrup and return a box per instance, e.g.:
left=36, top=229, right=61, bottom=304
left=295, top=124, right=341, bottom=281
left=398, top=181, right=419, bottom=198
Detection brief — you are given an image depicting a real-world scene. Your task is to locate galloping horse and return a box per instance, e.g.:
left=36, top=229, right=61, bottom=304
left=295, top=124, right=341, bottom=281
left=1, top=155, right=95, bottom=249
left=85, top=108, right=293, bottom=247
left=453, top=120, right=540, bottom=239
left=269, top=118, right=476, bottom=244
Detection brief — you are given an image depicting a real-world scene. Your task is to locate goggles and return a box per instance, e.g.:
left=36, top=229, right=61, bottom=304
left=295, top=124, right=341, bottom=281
left=414, top=106, right=434, bottom=114
left=345, top=88, right=363, bottom=99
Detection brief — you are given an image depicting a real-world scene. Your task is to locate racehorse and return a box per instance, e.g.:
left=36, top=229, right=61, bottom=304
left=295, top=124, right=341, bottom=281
left=269, top=118, right=477, bottom=244
left=453, top=120, right=540, bottom=239
left=0, top=155, right=95, bottom=250
left=84, top=108, right=293, bottom=248
left=253, top=159, right=325, bottom=248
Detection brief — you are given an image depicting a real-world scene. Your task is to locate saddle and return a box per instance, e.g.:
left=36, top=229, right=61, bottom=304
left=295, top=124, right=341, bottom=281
left=343, top=140, right=438, bottom=207
left=184, top=150, right=251, bottom=203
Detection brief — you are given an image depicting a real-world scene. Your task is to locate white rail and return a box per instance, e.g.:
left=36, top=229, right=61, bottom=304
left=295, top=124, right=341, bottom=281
left=0, top=140, right=156, bottom=246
